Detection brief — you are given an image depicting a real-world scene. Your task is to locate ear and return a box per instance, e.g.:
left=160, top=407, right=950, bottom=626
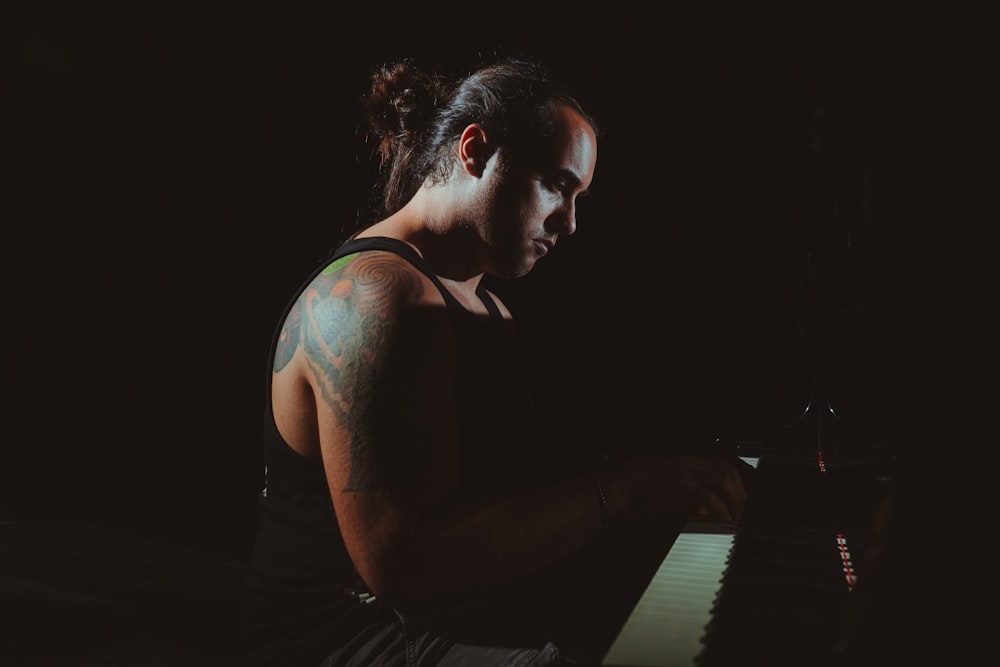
left=458, top=124, right=490, bottom=177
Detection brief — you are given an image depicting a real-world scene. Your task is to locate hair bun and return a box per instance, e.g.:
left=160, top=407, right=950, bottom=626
left=362, top=61, right=448, bottom=160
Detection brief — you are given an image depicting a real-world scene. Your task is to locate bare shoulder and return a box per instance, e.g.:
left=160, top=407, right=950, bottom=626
left=273, top=250, right=442, bottom=374
left=313, top=249, right=441, bottom=311
left=283, top=248, right=460, bottom=497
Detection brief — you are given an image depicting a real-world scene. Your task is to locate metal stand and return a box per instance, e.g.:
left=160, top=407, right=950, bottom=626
left=715, top=106, right=894, bottom=466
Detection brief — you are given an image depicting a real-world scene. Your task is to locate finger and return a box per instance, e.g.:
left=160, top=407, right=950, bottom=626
left=689, top=487, right=733, bottom=522
left=677, top=459, right=744, bottom=521
left=706, top=458, right=747, bottom=519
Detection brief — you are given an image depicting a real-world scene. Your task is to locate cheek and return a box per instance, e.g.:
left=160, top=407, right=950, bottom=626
left=517, top=186, right=554, bottom=221
left=493, top=186, right=536, bottom=225
left=490, top=178, right=550, bottom=233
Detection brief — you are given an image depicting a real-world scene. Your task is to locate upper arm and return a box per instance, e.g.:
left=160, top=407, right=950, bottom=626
left=293, top=251, right=461, bottom=589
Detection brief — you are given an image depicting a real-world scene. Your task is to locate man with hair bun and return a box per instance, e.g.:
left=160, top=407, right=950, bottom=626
left=243, top=55, right=747, bottom=666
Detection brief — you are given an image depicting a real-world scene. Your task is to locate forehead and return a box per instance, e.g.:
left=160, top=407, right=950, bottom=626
left=558, top=105, right=598, bottom=183
left=530, top=104, right=598, bottom=185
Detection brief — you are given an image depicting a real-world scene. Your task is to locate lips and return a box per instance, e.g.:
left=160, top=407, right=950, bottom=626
left=534, top=239, right=554, bottom=256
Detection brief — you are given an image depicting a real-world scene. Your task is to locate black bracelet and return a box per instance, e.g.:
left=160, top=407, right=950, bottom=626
left=589, top=474, right=610, bottom=532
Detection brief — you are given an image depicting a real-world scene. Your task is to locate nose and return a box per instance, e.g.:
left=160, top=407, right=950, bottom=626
left=548, top=198, right=577, bottom=236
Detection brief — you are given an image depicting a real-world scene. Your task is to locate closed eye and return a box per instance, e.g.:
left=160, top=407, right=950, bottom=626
left=545, top=177, right=570, bottom=194
left=543, top=168, right=584, bottom=197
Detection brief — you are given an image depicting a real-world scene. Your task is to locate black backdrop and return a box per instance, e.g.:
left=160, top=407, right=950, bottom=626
left=7, top=2, right=999, bottom=521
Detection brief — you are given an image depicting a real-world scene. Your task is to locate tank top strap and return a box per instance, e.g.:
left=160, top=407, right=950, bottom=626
left=333, top=237, right=503, bottom=319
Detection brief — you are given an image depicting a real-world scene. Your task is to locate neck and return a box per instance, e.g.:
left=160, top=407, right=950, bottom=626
left=362, top=195, right=487, bottom=284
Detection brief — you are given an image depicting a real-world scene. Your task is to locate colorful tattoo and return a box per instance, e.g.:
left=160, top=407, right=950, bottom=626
left=295, top=252, right=430, bottom=491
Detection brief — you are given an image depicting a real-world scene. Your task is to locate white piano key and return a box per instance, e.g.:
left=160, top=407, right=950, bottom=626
left=602, top=531, right=735, bottom=667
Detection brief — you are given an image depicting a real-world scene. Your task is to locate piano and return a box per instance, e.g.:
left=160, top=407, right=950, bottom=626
left=602, top=405, right=895, bottom=667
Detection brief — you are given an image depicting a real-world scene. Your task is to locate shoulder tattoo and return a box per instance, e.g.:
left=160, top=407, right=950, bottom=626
left=277, top=252, right=432, bottom=490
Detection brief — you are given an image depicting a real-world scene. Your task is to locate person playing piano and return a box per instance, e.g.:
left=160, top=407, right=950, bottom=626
left=242, top=54, right=748, bottom=667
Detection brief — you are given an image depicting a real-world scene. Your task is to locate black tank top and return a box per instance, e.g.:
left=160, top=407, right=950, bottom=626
left=243, top=237, right=537, bottom=666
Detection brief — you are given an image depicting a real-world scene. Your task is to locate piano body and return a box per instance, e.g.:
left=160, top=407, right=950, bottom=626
left=595, top=92, right=1000, bottom=666
left=601, top=401, right=896, bottom=667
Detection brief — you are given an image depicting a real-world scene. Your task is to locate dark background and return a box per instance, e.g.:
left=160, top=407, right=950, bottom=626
left=8, top=0, right=999, bottom=516
left=4, top=1, right=999, bottom=663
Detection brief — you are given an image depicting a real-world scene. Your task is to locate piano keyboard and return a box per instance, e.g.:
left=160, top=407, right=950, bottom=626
left=601, top=526, right=738, bottom=667
left=601, top=458, right=758, bottom=667
left=600, top=451, right=886, bottom=667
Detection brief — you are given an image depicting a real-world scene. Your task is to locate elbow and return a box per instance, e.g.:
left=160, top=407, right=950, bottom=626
left=352, top=551, right=419, bottom=608
left=356, top=562, right=401, bottom=604
left=353, top=547, right=443, bottom=609
left=343, top=516, right=466, bottom=608
left=342, top=527, right=410, bottom=604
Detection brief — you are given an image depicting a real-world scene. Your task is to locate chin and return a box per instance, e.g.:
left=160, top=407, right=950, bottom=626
left=489, top=254, right=534, bottom=279
left=510, top=260, right=536, bottom=279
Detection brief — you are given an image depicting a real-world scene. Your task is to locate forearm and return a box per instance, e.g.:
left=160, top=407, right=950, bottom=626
left=373, top=472, right=609, bottom=607
left=351, top=453, right=746, bottom=608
